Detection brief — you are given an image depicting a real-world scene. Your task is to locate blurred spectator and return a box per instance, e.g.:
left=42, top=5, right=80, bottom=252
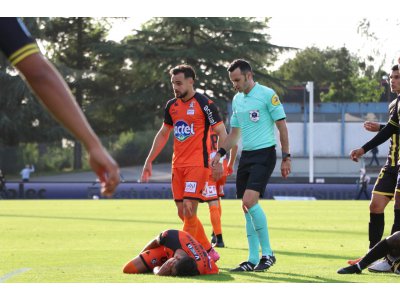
left=20, top=164, right=35, bottom=182
left=369, top=147, right=380, bottom=166
left=356, top=168, right=371, bottom=200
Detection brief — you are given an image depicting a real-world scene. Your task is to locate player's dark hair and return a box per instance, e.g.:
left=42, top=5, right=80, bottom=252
left=174, top=256, right=200, bottom=276
left=227, top=59, right=253, bottom=74
left=392, top=64, right=399, bottom=71
left=169, top=64, right=196, bottom=80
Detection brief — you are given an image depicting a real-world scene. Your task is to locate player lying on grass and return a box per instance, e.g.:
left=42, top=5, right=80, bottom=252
left=122, top=229, right=219, bottom=276
left=337, top=231, right=400, bottom=274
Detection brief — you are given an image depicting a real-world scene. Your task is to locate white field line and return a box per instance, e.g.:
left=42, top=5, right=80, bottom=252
left=0, top=268, right=31, bottom=282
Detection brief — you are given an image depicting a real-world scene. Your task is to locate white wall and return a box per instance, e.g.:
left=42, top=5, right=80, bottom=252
left=276, top=122, right=390, bottom=157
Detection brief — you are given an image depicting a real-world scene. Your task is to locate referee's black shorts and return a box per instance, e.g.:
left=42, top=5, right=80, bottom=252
left=236, top=146, right=276, bottom=199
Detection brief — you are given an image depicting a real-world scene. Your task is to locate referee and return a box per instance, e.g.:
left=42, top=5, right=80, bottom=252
left=211, top=59, right=291, bottom=272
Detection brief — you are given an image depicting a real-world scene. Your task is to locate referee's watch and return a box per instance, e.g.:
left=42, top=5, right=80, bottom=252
left=282, top=152, right=291, bottom=161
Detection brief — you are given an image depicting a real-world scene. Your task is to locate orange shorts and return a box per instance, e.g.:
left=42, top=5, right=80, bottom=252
left=202, top=160, right=228, bottom=201
left=172, top=166, right=209, bottom=201
left=201, top=177, right=218, bottom=202
left=216, top=175, right=227, bottom=197
left=139, top=246, right=169, bottom=271
left=201, top=174, right=227, bottom=201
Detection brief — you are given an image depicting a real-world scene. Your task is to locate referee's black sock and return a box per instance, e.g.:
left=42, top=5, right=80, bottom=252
left=359, top=239, right=390, bottom=269
left=369, top=213, right=385, bottom=249
left=391, top=209, right=400, bottom=234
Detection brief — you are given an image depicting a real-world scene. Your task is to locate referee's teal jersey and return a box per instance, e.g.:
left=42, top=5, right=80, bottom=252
left=230, top=83, right=286, bottom=151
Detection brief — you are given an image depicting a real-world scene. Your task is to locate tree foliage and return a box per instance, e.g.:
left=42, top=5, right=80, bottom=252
left=276, top=46, right=384, bottom=102
left=2, top=17, right=388, bottom=173
left=0, top=18, right=64, bottom=148
left=120, top=17, right=289, bottom=127
left=38, top=17, right=128, bottom=168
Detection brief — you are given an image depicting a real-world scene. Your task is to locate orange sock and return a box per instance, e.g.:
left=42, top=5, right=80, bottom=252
left=195, top=217, right=212, bottom=251
left=183, top=215, right=198, bottom=238
left=209, top=205, right=222, bottom=235
left=218, top=199, right=222, bottom=216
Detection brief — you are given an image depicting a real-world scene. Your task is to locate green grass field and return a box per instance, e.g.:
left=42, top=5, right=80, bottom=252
left=0, top=199, right=399, bottom=283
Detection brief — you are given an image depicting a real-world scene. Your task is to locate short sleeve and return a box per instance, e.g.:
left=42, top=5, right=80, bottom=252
left=266, top=92, right=286, bottom=121
left=230, top=97, right=239, bottom=128
left=0, top=18, right=40, bottom=65
left=206, top=101, right=223, bottom=127
left=163, top=100, right=174, bottom=127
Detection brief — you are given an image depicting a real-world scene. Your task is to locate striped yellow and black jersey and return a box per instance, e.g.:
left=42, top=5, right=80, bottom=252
left=383, top=98, right=400, bottom=168
left=0, top=17, right=40, bottom=65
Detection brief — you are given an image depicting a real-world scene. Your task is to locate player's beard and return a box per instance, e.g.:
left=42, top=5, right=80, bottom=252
left=236, top=77, right=248, bottom=93
left=242, top=77, right=249, bottom=92
left=176, top=90, right=188, bottom=100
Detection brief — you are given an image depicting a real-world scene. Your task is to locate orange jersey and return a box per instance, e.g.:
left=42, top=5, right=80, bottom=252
left=164, top=93, right=223, bottom=168
left=158, top=229, right=219, bottom=275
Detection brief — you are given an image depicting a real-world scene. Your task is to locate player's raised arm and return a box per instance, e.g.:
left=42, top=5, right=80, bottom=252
left=15, top=53, right=120, bottom=197
left=0, top=17, right=120, bottom=197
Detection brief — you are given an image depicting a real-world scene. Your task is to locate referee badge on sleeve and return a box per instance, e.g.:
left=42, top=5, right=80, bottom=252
left=271, top=94, right=281, bottom=106
left=249, top=110, right=260, bottom=122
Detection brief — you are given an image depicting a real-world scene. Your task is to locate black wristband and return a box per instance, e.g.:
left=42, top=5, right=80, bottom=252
left=217, top=148, right=227, bottom=157
left=282, top=152, right=291, bottom=160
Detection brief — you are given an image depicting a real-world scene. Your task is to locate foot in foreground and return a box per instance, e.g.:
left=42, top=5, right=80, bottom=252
left=337, top=264, right=362, bottom=274
left=254, top=255, right=276, bottom=272
left=367, top=258, right=392, bottom=273
left=230, top=261, right=256, bottom=272
left=347, top=257, right=362, bottom=265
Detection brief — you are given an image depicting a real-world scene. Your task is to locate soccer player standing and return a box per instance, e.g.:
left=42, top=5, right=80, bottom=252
left=0, top=17, right=119, bottom=197
left=141, top=64, right=227, bottom=261
left=205, top=128, right=238, bottom=248
left=211, top=59, right=291, bottom=272
left=349, top=64, right=400, bottom=271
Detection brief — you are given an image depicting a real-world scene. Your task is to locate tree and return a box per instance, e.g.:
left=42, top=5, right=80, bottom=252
left=39, top=17, right=126, bottom=169
left=120, top=17, right=290, bottom=129
left=0, top=18, right=65, bottom=173
left=276, top=46, right=383, bottom=102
